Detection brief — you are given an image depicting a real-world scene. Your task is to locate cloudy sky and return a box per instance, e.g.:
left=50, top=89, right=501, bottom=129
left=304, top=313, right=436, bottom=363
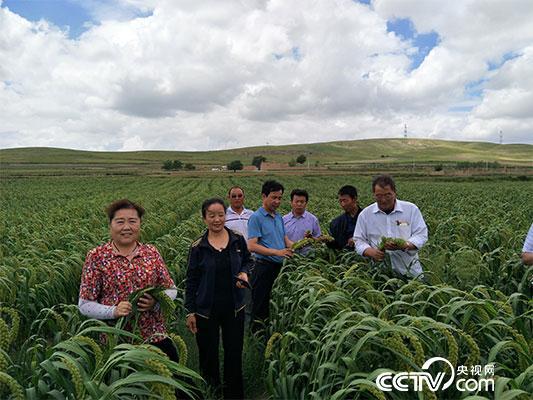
left=1, top=0, right=532, bottom=151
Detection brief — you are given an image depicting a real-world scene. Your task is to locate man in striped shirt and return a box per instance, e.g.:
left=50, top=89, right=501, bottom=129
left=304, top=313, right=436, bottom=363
left=225, top=186, right=254, bottom=240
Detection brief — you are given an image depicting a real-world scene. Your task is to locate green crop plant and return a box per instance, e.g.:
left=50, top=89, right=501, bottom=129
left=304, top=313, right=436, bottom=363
left=1, top=175, right=532, bottom=399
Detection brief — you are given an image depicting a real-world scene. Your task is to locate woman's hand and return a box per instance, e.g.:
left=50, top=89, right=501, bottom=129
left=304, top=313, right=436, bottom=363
left=186, top=314, right=197, bottom=334
left=137, top=293, right=156, bottom=312
left=236, top=272, right=249, bottom=289
left=114, top=301, right=132, bottom=317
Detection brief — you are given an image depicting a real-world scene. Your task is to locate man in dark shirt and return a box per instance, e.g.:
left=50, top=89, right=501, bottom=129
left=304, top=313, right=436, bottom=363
left=329, top=185, right=362, bottom=250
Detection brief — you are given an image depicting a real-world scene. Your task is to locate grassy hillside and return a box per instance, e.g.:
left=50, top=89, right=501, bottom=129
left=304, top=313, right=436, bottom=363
left=1, top=139, right=532, bottom=165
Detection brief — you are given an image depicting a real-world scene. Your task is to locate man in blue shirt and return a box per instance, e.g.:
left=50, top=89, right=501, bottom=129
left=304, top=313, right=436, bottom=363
left=247, top=180, right=293, bottom=330
left=283, top=189, right=321, bottom=243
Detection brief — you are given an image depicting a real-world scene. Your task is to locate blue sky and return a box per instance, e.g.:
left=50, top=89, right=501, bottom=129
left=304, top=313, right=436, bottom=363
left=2, top=0, right=151, bottom=38
left=1, top=0, right=531, bottom=150
left=386, top=18, right=440, bottom=70
left=3, top=0, right=441, bottom=69
left=2, top=0, right=93, bottom=38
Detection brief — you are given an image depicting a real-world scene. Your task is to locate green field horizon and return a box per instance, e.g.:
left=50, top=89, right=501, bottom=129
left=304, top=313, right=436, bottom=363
left=1, top=138, right=532, bottom=178
left=2, top=138, right=532, bottom=165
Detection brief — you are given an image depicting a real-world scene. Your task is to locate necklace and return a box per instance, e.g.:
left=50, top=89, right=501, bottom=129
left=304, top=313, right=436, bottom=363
left=208, top=230, right=228, bottom=252
left=113, top=241, right=138, bottom=257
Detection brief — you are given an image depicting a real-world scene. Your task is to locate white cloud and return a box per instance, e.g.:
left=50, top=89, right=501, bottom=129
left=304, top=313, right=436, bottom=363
left=0, top=0, right=532, bottom=151
left=119, top=134, right=144, bottom=151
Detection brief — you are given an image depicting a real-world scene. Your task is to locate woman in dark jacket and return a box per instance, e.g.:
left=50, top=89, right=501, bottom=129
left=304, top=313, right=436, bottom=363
left=185, top=198, right=252, bottom=399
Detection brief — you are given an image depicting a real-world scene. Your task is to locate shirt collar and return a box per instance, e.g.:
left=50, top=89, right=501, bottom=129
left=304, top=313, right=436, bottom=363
left=289, top=210, right=307, bottom=219
left=372, top=200, right=403, bottom=214
left=228, top=206, right=249, bottom=215
left=107, top=241, right=143, bottom=258
left=344, top=208, right=359, bottom=219
left=259, top=206, right=277, bottom=218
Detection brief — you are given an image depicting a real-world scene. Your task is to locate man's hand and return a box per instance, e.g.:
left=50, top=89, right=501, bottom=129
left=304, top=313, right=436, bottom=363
left=346, top=238, right=355, bottom=248
left=276, top=248, right=294, bottom=258
left=383, top=240, right=414, bottom=251
left=522, top=252, right=533, bottom=265
left=186, top=314, right=197, bottom=334
left=364, top=247, right=385, bottom=261
left=114, top=301, right=132, bottom=318
left=137, top=293, right=156, bottom=312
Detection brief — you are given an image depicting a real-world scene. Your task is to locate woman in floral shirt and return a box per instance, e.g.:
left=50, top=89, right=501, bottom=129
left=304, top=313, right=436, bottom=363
left=78, top=199, right=178, bottom=360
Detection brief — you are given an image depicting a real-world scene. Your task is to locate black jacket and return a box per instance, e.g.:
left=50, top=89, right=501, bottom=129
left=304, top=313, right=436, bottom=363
left=328, top=208, right=362, bottom=250
left=185, top=228, right=253, bottom=318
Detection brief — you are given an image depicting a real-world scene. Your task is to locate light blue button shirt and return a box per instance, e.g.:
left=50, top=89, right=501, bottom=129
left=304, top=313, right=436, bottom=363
left=248, top=207, right=286, bottom=263
left=282, top=210, right=321, bottom=242
left=354, top=199, right=428, bottom=277
left=523, top=223, right=533, bottom=253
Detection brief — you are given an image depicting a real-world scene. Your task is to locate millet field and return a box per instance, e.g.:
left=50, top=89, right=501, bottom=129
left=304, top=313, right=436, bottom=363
left=0, top=175, right=532, bottom=399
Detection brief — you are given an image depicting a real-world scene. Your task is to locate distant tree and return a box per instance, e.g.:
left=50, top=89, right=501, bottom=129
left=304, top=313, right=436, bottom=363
left=296, top=154, right=307, bottom=164
left=184, top=163, right=196, bottom=170
left=288, top=159, right=297, bottom=167
left=252, top=155, right=267, bottom=170
left=434, top=164, right=443, bottom=171
left=172, top=160, right=183, bottom=170
left=228, top=160, right=243, bottom=172
left=162, top=160, right=173, bottom=170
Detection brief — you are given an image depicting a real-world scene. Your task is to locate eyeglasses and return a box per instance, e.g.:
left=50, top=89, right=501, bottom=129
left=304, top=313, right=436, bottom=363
left=231, top=194, right=243, bottom=198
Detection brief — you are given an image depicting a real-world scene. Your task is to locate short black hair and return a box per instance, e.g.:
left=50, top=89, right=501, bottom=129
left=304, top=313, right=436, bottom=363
left=227, top=186, right=245, bottom=196
left=372, top=175, right=396, bottom=192
left=262, top=180, right=284, bottom=196
left=201, top=198, right=227, bottom=218
left=338, top=185, right=357, bottom=199
left=106, top=199, right=145, bottom=223
left=290, top=189, right=309, bottom=201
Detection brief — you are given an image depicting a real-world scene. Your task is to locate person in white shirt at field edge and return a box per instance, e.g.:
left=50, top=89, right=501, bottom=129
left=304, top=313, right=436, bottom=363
left=225, top=186, right=254, bottom=240
left=353, top=174, right=428, bottom=277
left=521, top=222, right=533, bottom=265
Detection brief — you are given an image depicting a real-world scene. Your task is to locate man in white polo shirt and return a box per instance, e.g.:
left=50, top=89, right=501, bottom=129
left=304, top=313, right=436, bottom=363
left=354, top=175, right=428, bottom=277
left=225, top=186, right=254, bottom=240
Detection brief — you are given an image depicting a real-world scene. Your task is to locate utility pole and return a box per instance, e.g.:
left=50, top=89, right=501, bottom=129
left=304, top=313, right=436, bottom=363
left=404, top=124, right=407, bottom=138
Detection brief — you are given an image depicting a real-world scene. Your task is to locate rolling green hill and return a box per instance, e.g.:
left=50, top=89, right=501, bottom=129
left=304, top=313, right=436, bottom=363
left=1, top=139, right=532, bottom=176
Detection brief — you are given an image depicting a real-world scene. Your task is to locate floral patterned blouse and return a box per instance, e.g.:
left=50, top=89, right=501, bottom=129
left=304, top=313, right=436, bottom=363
left=79, top=242, right=175, bottom=342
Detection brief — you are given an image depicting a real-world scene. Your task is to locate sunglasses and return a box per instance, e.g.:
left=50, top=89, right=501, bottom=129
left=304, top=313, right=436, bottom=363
left=231, top=194, right=244, bottom=199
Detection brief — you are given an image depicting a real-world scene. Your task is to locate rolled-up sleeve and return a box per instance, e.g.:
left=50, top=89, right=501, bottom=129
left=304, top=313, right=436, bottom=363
left=408, top=206, right=428, bottom=250
left=353, top=212, right=371, bottom=256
